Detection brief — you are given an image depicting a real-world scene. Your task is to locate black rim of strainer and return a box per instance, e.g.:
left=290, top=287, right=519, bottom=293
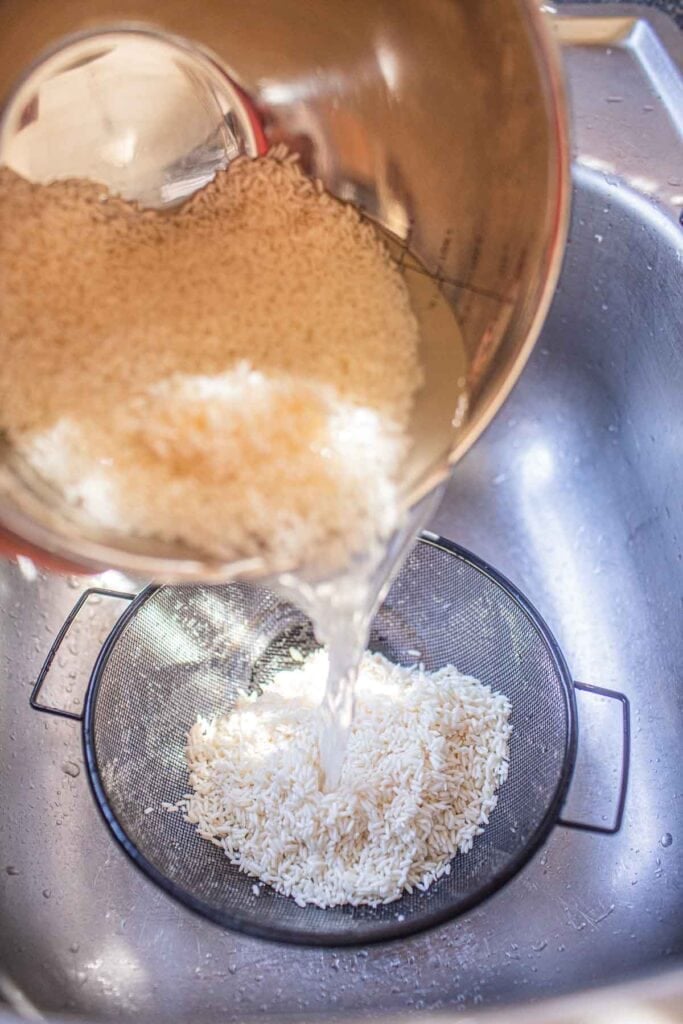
left=82, top=535, right=579, bottom=946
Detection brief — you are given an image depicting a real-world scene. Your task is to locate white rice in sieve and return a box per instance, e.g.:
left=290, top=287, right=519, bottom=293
left=177, top=649, right=512, bottom=908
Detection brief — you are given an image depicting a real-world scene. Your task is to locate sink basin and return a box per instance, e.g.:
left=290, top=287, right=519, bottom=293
left=0, top=7, right=681, bottom=1021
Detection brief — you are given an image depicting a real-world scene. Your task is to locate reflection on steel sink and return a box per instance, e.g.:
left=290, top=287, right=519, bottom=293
left=0, top=7, right=681, bottom=1022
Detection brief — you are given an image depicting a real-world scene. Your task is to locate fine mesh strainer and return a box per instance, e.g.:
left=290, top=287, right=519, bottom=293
left=31, top=536, right=629, bottom=945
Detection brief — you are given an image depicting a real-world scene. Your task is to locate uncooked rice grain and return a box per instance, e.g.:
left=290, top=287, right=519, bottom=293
left=0, top=153, right=422, bottom=572
left=179, top=649, right=512, bottom=908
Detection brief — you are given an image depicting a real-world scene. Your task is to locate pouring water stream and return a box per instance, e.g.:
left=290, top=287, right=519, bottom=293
left=277, top=486, right=444, bottom=790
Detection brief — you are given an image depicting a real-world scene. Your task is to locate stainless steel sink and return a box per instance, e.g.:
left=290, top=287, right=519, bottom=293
left=1, top=7, right=681, bottom=1021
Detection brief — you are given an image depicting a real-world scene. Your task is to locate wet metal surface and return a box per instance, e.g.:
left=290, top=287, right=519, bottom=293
left=1, top=9, right=682, bottom=1021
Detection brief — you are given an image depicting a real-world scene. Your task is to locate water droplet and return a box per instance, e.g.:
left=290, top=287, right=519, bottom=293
left=61, top=760, right=80, bottom=778
left=69, top=943, right=80, bottom=954
left=660, top=832, right=673, bottom=847
left=42, top=888, right=52, bottom=899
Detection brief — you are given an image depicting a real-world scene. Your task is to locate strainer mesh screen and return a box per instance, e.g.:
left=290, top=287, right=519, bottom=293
left=88, top=538, right=573, bottom=943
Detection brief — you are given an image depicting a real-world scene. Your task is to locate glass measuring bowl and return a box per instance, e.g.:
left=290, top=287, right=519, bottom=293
left=0, top=1, right=569, bottom=581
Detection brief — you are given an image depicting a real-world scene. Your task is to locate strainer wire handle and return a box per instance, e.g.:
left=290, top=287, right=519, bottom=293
left=30, top=587, right=136, bottom=721
left=558, top=681, right=630, bottom=836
